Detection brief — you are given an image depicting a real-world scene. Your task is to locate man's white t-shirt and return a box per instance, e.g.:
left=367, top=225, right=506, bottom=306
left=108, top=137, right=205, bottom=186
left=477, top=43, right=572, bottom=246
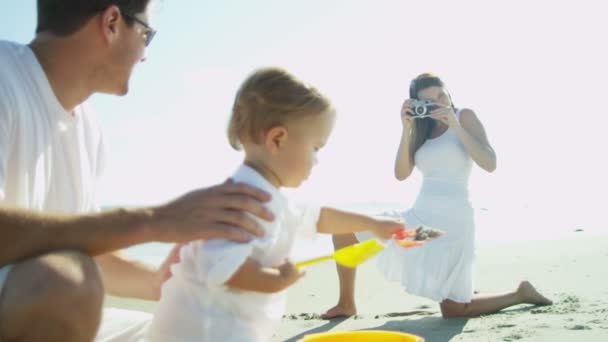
left=0, top=40, right=105, bottom=213
left=0, top=41, right=137, bottom=341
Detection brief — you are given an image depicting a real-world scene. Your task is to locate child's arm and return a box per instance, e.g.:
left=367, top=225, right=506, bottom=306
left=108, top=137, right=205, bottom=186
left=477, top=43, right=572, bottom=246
left=317, top=207, right=403, bottom=239
left=226, top=258, right=304, bottom=293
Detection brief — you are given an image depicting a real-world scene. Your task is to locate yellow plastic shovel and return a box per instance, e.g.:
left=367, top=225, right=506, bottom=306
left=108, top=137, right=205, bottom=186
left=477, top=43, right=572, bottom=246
left=295, top=239, right=385, bottom=268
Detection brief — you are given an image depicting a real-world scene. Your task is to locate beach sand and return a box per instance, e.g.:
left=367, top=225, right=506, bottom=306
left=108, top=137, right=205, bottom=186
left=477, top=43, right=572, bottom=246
left=104, top=233, right=608, bottom=341
left=275, top=234, right=608, bottom=341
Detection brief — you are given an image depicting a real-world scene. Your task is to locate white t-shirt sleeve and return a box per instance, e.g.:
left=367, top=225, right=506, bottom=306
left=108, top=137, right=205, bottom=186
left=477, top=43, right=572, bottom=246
left=0, top=85, right=14, bottom=202
left=193, top=220, right=280, bottom=287
left=291, top=203, right=321, bottom=240
left=196, top=239, right=254, bottom=287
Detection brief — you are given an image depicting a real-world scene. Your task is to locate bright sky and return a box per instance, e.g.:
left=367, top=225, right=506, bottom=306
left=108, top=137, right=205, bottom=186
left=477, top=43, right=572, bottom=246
left=1, top=1, right=607, bottom=225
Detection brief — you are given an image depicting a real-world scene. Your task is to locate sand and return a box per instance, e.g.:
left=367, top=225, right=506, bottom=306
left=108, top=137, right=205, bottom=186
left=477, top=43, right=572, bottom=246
left=274, top=234, right=608, bottom=341
left=103, top=233, right=608, bottom=341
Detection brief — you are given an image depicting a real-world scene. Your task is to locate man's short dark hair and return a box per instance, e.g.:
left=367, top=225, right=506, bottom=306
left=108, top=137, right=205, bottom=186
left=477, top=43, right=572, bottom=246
left=36, top=0, right=151, bottom=36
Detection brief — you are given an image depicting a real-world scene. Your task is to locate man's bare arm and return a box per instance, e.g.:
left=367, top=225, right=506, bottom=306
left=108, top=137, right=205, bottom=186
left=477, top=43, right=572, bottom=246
left=0, top=207, right=153, bottom=266
left=0, top=180, right=273, bottom=267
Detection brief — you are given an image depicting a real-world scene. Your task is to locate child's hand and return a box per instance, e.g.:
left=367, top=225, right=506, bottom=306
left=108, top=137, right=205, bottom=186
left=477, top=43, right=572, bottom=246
left=371, top=219, right=406, bottom=240
left=277, top=260, right=305, bottom=290
left=393, top=226, right=443, bottom=248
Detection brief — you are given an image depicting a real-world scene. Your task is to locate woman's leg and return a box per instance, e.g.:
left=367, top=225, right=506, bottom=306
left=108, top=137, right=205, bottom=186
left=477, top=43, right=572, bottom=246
left=320, top=233, right=359, bottom=319
left=440, top=280, right=552, bottom=318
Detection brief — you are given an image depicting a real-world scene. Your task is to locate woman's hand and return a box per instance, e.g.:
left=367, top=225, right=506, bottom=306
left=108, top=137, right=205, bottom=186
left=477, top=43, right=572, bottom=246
left=430, top=106, right=459, bottom=128
left=400, top=99, right=415, bottom=128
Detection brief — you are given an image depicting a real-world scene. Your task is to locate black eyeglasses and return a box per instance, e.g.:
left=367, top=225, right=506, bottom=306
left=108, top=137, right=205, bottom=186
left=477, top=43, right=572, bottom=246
left=123, top=13, right=156, bottom=47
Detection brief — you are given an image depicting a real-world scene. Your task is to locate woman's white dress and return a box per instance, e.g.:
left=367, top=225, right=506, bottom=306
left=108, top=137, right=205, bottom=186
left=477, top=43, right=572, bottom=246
left=377, top=109, right=476, bottom=303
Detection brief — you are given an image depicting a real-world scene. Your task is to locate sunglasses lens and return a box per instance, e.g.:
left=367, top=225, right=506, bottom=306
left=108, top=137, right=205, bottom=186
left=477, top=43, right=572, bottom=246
left=146, top=31, right=156, bottom=46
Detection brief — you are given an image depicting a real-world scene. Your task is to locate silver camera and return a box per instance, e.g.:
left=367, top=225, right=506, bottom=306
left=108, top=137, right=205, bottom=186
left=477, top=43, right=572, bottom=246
left=410, top=99, right=439, bottom=118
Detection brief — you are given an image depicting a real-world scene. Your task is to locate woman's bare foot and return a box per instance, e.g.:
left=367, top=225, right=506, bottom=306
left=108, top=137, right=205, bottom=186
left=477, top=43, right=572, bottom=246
left=517, top=281, right=553, bottom=305
left=320, top=303, right=357, bottom=320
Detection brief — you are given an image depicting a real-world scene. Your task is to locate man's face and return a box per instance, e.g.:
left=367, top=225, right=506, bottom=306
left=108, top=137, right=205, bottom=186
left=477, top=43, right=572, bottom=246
left=100, top=6, right=153, bottom=95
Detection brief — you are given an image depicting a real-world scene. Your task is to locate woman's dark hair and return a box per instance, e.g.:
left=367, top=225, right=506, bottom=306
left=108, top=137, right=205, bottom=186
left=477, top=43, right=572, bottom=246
left=408, top=73, right=453, bottom=163
left=36, top=0, right=151, bottom=36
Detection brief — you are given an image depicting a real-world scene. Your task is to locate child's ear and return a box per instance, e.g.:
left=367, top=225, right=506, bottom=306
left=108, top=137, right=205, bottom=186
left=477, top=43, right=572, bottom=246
left=264, top=126, right=288, bottom=153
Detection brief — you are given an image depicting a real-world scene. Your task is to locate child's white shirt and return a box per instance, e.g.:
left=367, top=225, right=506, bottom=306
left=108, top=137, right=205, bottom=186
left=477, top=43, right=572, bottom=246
left=147, top=164, right=320, bottom=342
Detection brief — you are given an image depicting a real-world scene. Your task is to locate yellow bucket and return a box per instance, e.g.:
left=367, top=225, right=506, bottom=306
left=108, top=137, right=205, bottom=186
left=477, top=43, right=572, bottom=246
left=299, top=330, right=424, bottom=342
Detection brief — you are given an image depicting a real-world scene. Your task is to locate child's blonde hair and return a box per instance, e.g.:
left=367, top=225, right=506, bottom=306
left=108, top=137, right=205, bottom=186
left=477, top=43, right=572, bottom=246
left=228, top=67, right=333, bottom=150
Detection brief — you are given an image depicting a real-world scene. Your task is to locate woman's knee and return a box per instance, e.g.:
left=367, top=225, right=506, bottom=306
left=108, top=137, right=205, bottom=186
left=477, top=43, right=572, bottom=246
left=440, top=300, right=469, bottom=318
left=332, top=233, right=359, bottom=247
left=0, top=251, right=104, bottom=338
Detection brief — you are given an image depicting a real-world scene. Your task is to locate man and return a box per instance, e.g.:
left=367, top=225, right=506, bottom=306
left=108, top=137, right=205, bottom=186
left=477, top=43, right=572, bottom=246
left=0, top=1, right=273, bottom=341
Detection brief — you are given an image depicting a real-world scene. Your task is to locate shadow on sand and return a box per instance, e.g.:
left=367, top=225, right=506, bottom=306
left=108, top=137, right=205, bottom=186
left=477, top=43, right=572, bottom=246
left=282, top=316, right=468, bottom=342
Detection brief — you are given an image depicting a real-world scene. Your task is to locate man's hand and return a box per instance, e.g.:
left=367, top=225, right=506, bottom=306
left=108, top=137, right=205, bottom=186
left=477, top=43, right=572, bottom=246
left=151, top=243, right=184, bottom=300
left=151, top=179, right=274, bottom=243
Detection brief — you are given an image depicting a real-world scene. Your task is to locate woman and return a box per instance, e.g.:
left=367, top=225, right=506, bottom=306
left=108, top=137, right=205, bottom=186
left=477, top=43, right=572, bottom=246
left=322, top=73, right=552, bottom=319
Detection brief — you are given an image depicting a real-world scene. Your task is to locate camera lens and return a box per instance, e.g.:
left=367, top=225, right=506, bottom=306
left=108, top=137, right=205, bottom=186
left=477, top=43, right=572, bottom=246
left=414, top=105, right=426, bottom=116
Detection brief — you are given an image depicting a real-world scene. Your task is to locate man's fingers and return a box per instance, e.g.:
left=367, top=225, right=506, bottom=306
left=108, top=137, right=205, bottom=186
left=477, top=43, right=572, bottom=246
left=219, top=194, right=274, bottom=222
left=216, top=209, right=264, bottom=237
left=221, top=181, right=272, bottom=202
left=218, top=182, right=274, bottom=221
left=202, top=223, right=254, bottom=243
